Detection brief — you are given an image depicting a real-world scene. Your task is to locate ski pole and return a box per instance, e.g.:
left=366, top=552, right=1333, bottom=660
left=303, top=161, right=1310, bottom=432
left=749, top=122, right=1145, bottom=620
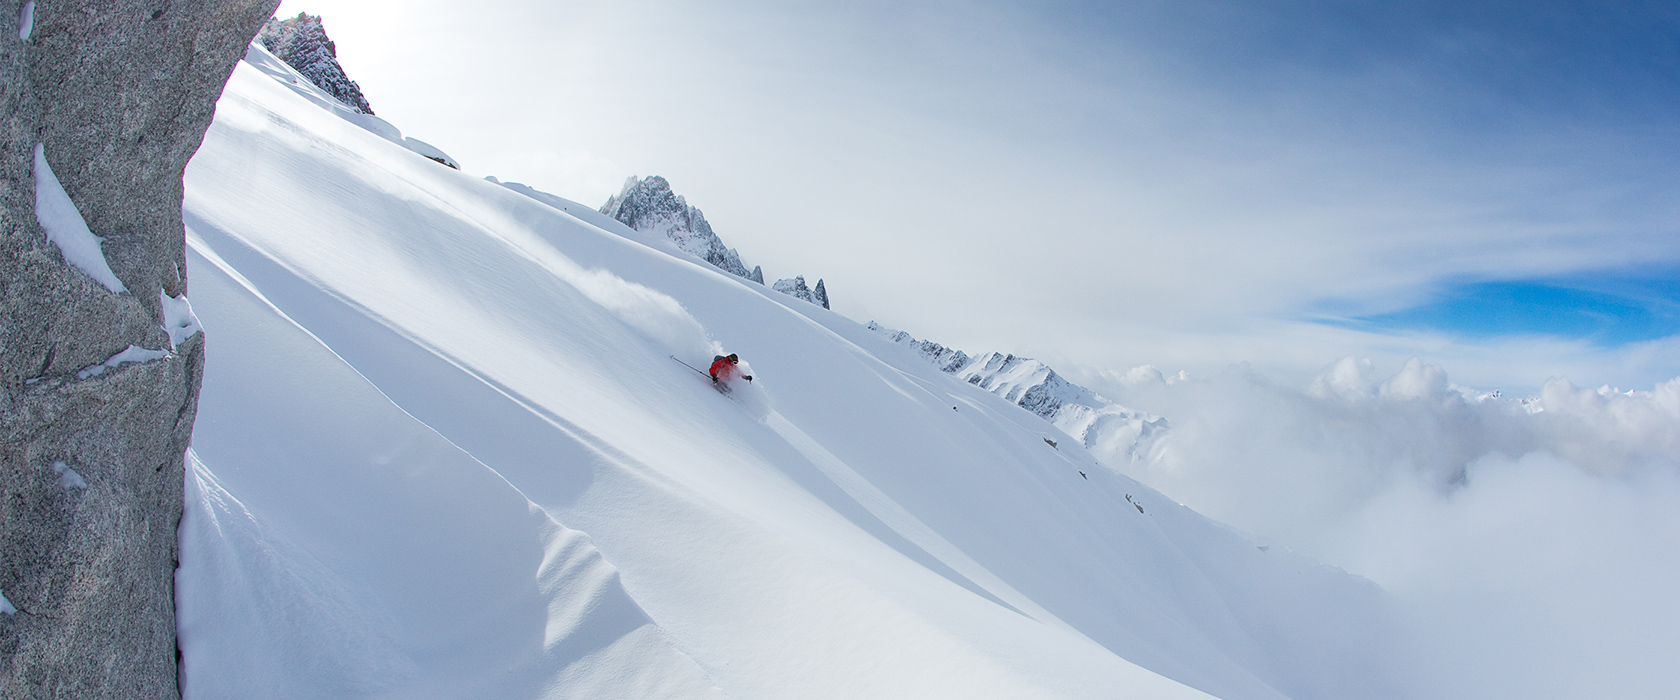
left=671, top=355, right=709, bottom=377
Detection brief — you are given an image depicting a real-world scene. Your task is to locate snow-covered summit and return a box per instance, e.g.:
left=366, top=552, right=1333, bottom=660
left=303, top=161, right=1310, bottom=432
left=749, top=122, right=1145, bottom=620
left=258, top=13, right=373, bottom=115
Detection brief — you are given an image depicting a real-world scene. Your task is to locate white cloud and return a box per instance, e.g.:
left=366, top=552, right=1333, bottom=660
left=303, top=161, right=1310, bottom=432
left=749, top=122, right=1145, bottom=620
left=1084, top=358, right=1680, bottom=696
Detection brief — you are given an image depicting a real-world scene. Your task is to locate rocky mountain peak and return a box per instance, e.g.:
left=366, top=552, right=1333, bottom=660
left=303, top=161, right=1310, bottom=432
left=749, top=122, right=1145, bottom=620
left=258, top=13, right=373, bottom=115
left=773, top=276, right=829, bottom=310
left=600, top=176, right=837, bottom=309
left=601, top=176, right=761, bottom=283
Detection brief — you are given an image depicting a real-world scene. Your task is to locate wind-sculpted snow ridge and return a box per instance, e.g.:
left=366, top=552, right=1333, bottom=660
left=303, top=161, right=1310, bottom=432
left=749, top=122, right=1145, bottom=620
left=242, top=42, right=461, bottom=169
left=177, top=48, right=1411, bottom=700
left=867, top=322, right=1170, bottom=466
left=259, top=13, right=374, bottom=115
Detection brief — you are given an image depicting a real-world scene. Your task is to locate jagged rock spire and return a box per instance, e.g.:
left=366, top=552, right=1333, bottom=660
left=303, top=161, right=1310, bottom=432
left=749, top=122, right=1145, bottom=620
left=259, top=13, right=374, bottom=115
left=600, top=176, right=759, bottom=281
left=774, top=275, right=829, bottom=309
left=600, top=176, right=834, bottom=306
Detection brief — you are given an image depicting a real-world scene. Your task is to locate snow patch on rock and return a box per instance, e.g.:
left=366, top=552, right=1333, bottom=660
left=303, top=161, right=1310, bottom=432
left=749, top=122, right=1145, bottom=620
left=18, top=1, right=33, bottom=41
left=0, top=590, right=16, bottom=616
left=52, top=462, right=88, bottom=490
left=77, top=345, right=170, bottom=380
left=161, top=289, right=203, bottom=349
left=33, top=144, right=127, bottom=294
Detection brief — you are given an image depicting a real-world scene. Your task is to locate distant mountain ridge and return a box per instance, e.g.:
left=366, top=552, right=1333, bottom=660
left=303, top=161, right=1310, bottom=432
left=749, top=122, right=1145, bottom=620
left=602, top=176, right=830, bottom=308
left=258, top=13, right=373, bottom=115
left=868, top=322, right=1168, bottom=465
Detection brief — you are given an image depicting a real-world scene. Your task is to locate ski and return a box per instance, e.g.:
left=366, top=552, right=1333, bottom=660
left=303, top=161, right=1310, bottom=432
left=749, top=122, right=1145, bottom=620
left=672, top=355, right=731, bottom=394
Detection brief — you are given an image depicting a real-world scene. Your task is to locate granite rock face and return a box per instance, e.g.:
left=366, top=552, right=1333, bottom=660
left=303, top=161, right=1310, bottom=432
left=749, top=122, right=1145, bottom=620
left=0, top=1, right=276, bottom=698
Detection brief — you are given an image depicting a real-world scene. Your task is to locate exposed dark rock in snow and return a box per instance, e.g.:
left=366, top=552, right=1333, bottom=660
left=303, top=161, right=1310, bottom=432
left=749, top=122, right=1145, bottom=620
left=0, top=0, right=276, bottom=696
left=956, top=352, right=1096, bottom=421
left=601, top=176, right=760, bottom=282
left=867, top=321, right=971, bottom=372
left=258, top=12, right=373, bottom=115
left=773, top=275, right=829, bottom=310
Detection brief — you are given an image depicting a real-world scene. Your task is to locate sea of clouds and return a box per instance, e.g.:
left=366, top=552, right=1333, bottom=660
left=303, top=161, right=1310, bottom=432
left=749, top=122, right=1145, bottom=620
left=1082, top=358, right=1680, bottom=698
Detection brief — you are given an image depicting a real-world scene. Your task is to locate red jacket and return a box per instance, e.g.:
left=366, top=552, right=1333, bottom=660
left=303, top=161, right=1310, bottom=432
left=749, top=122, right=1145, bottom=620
left=709, top=356, right=737, bottom=380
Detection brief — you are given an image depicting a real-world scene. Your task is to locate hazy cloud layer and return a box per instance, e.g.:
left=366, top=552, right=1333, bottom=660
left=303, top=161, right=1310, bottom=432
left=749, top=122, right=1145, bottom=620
left=1083, top=358, right=1680, bottom=697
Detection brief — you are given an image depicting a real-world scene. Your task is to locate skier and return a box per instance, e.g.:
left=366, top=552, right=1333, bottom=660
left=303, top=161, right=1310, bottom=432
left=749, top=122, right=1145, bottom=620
left=708, top=353, right=753, bottom=384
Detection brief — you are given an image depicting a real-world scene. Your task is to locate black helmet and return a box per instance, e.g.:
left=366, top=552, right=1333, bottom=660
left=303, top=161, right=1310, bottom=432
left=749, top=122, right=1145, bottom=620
left=727, top=353, right=739, bottom=362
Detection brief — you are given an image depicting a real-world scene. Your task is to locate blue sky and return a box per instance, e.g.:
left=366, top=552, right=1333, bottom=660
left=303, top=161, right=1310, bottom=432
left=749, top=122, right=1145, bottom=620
left=1066, top=0, right=1680, bottom=348
left=273, top=0, right=1680, bottom=391
left=1332, top=274, right=1680, bottom=345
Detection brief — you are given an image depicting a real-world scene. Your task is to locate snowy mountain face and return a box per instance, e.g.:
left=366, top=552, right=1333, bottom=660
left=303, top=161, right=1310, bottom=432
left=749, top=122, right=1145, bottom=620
left=772, top=275, right=829, bottom=309
left=957, top=351, right=1098, bottom=421
left=258, top=13, right=374, bottom=115
left=868, top=322, right=1170, bottom=467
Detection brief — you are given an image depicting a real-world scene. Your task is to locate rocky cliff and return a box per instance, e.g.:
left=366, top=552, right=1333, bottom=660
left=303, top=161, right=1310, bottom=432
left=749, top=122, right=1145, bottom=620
left=0, top=1, right=275, bottom=697
left=257, top=12, right=372, bottom=115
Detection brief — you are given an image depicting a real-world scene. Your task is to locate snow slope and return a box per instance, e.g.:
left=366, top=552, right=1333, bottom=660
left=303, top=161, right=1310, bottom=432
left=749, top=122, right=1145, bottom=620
left=177, top=48, right=1404, bottom=699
